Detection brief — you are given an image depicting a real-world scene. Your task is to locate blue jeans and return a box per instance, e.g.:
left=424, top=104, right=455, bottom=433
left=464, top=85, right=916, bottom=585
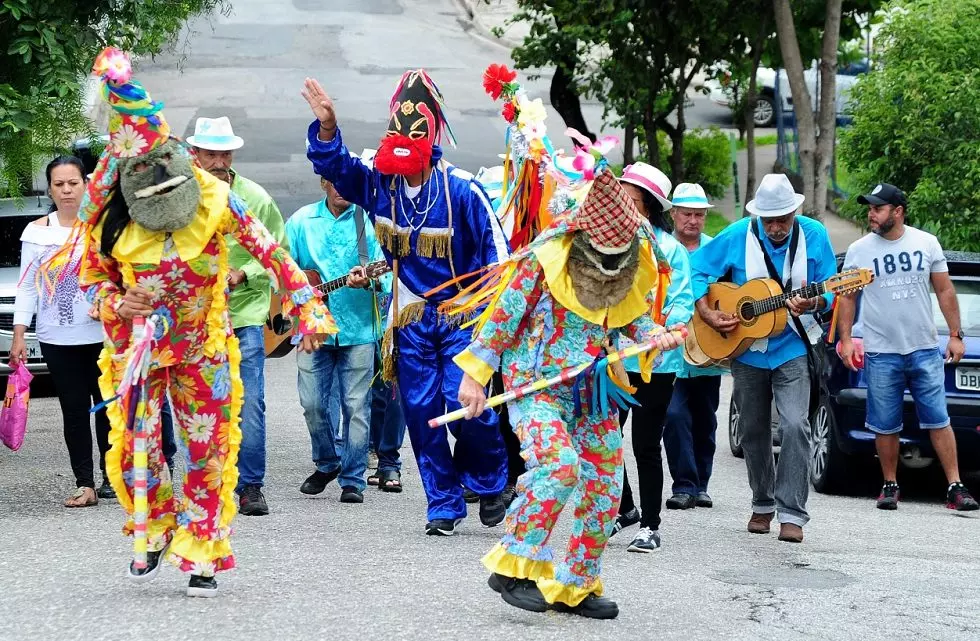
left=663, top=375, right=722, bottom=495
left=234, top=326, right=267, bottom=491
left=297, top=352, right=343, bottom=449
left=307, top=343, right=374, bottom=492
left=865, top=348, right=950, bottom=434
left=370, top=362, right=405, bottom=473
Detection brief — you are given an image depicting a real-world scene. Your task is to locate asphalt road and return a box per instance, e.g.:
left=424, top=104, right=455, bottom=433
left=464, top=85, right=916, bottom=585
left=0, top=1, right=976, bottom=640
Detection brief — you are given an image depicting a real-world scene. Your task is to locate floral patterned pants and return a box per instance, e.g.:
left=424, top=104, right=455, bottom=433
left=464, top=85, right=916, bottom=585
left=483, top=389, right=623, bottom=607
left=104, top=339, right=242, bottom=577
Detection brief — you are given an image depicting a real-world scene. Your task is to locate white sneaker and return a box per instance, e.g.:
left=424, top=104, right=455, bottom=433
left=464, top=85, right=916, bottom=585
left=627, top=527, right=662, bottom=553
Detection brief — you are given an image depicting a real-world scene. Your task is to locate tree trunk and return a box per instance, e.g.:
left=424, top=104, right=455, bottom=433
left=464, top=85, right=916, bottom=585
left=670, top=90, right=687, bottom=183
left=813, top=0, right=844, bottom=219
left=744, top=14, right=769, bottom=207
left=624, top=121, right=636, bottom=166
left=550, top=64, right=595, bottom=145
left=772, top=0, right=817, bottom=216
left=643, top=104, right=660, bottom=167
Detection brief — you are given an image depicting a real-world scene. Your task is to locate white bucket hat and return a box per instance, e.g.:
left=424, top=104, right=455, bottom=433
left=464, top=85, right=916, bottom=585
left=671, top=183, right=714, bottom=209
left=619, top=162, right=673, bottom=212
left=186, top=116, right=244, bottom=151
left=746, top=173, right=805, bottom=218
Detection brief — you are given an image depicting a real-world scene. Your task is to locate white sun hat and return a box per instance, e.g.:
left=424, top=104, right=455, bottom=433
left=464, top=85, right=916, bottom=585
left=671, top=182, right=714, bottom=209
left=745, top=173, right=805, bottom=218
left=619, top=162, right=673, bottom=211
left=186, top=116, right=244, bottom=151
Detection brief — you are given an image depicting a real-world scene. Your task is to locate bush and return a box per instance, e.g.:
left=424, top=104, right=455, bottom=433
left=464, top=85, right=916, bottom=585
left=838, top=0, right=980, bottom=251
left=657, top=128, right=732, bottom=199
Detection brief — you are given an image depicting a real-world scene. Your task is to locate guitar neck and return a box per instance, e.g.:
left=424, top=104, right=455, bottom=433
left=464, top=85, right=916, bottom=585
left=752, top=281, right=826, bottom=315
left=319, top=275, right=349, bottom=295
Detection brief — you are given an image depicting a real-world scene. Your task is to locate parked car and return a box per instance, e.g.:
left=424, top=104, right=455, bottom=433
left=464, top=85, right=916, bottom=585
left=705, top=60, right=868, bottom=127
left=0, top=196, right=55, bottom=376
left=728, top=251, right=980, bottom=493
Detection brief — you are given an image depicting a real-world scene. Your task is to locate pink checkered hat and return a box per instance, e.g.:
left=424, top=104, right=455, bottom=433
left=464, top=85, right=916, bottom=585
left=575, top=171, right=644, bottom=254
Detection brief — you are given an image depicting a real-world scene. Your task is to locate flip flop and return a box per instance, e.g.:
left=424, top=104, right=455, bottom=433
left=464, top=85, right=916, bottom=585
left=379, top=469, right=403, bottom=493
left=367, top=472, right=381, bottom=486
left=64, top=487, right=98, bottom=508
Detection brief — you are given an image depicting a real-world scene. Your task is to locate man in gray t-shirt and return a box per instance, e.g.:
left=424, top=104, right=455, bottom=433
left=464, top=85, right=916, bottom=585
left=836, top=183, right=976, bottom=513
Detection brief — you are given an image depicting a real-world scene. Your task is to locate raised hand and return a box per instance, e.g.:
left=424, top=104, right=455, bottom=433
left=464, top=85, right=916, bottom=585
left=301, top=77, right=337, bottom=135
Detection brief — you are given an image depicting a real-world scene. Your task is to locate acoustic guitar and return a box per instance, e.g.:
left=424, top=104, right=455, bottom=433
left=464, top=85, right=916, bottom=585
left=687, top=269, right=874, bottom=361
left=263, top=260, right=391, bottom=358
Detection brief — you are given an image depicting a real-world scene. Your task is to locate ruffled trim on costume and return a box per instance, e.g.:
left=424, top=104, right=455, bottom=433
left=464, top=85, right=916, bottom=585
left=167, top=528, right=236, bottom=575
left=482, top=543, right=555, bottom=581
left=537, top=576, right=604, bottom=607
left=219, top=332, right=244, bottom=531
left=99, top=347, right=133, bottom=513
left=379, top=301, right=426, bottom=382
left=454, top=348, right=496, bottom=388
left=203, top=233, right=230, bottom=358
left=281, top=284, right=338, bottom=343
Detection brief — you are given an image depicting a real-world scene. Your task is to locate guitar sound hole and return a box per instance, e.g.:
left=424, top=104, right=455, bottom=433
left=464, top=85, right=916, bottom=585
left=739, top=302, right=755, bottom=320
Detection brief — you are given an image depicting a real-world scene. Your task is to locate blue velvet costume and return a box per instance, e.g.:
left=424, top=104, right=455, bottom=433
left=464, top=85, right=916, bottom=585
left=306, top=121, right=509, bottom=521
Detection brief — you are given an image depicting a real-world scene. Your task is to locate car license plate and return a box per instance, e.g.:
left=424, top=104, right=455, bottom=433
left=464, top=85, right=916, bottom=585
left=955, top=367, right=980, bottom=391
left=25, top=339, right=41, bottom=360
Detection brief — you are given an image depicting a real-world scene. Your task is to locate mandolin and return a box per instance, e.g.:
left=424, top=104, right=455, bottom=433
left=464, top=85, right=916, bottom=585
left=687, top=269, right=874, bottom=361
left=263, top=260, right=391, bottom=358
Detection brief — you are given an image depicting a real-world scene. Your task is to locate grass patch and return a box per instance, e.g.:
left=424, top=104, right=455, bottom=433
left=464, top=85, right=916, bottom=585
left=704, top=210, right=730, bottom=236
left=735, top=133, right=789, bottom=151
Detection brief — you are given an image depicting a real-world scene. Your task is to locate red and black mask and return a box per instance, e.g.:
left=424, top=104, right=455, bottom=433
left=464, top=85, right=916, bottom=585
left=374, top=70, right=454, bottom=177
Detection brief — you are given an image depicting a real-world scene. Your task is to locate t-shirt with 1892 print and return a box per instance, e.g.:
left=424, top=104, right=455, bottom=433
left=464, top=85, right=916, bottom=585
left=843, top=226, right=947, bottom=355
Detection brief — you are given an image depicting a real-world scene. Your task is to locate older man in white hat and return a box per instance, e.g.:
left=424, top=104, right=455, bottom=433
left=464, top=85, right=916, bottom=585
left=188, top=116, right=287, bottom=517
left=661, top=183, right=726, bottom=513
left=689, top=173, right=836, bottom=543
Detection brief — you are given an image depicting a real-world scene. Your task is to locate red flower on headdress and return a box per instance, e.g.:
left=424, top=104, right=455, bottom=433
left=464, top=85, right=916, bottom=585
left=501, top=101, right=517, bottom=123
left=483, top=63, right=518, bottom=101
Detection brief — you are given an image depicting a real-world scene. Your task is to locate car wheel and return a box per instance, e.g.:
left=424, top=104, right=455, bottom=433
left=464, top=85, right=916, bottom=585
left=753, top=94, right=776, bottom=127
left=728, top=397, right=744, bottom=458
left=809, top=398, right=852, bottom=494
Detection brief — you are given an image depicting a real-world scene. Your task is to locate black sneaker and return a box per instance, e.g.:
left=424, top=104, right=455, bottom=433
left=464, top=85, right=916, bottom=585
left=947, top=482, right=979, bottom=511
left=501, top=483, right=518, bottom=507
left=97, top=480, right=117, bottom=500
left=340, top=486, right=364, bottom=504
left=186, top=574, right=218, bottom=598
left=665, top=492, right=697, bottom=509
left=695, top=491, right=713, bottom=508
left=463, top=488, right=479, bottom=503
left=610, top=507, right=640, bottom=537
left=627, top=526, right=662, bottom=553
left=487, top=572, right=506, bottom=593
left=479, top=493, right=506, bottom=527
left=499, top=577, right=549, bottom=613
left=877, top=482, right=900, bottom=510
left=300, top=469, right=340, bottom=495
left=552, top=593, right=619, bottom=619
left=238, top=485, right=269, bottom=516
left=425, top=518, right=462, bottom=536
left=126, top=542, right=170, bottom=583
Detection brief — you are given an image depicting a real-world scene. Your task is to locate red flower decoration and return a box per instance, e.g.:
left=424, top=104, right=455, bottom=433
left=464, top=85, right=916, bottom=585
left=483, top=63, right=518, bottom=100
left=501, top=101, right=517, bottom=123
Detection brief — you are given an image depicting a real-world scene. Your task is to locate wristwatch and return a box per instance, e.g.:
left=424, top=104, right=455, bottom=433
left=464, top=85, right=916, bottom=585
left=951, top=329, right=965, bottom=340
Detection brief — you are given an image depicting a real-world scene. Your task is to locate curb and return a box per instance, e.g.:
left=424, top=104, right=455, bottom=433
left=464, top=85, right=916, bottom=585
left=451, top=0, right=525, bottom=51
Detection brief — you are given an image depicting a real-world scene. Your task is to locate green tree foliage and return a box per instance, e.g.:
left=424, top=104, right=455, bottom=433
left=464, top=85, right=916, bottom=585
left=839, top=0, right=980, bottom=250
left=0, top=0, right=228, bottom=197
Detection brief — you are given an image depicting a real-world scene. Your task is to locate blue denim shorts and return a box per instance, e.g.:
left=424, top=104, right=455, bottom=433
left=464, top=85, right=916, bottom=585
left=864, top=348, right=950, bottom=435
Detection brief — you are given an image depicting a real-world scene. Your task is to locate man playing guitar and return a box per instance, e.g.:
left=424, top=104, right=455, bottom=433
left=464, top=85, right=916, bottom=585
left=689, top=174, right=837, bottom=544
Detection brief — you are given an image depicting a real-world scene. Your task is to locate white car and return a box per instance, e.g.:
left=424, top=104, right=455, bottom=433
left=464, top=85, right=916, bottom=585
left=0, top=196, right=54, bottom=376
left=705, top=60, right=868, bottom=127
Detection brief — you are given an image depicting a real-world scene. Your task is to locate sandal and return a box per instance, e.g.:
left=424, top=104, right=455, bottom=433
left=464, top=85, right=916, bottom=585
left=367, top=471, right=381, bottom=486
left=64, top=487, right=98, bottom=508
left=379, top=469, right=403, bottom=493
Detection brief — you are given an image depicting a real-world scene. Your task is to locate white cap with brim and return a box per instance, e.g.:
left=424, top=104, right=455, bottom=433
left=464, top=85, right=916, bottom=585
left=745, top=173, right=805, bottom=218
left=186, top=116, right=244, bottom=151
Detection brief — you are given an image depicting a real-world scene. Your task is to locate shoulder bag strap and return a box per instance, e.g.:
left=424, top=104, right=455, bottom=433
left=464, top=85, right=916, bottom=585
left=353, top=206, right=369, bottom=267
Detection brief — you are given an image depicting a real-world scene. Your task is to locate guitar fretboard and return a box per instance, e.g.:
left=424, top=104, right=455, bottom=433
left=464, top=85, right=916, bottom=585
left=749, top=282, right=826, bottom=316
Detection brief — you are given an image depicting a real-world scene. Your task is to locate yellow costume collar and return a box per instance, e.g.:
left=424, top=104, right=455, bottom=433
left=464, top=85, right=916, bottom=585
left=93, top=167, right=228, bottom=264
left=533, top=234, right=659, bottom=328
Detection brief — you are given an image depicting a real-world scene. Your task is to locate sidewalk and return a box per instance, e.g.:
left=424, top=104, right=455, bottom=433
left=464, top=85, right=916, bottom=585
left=455, top=0, right=528, bottom=49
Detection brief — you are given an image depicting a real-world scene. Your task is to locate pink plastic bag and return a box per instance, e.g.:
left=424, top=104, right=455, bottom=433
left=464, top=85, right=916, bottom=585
left=1, top=363, right=33, bottom=451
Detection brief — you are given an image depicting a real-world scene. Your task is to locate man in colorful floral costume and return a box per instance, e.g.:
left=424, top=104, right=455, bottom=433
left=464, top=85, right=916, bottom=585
left=74, top=48, right=335, bottom=597
left=455, top=166, right=683, bottom=619
left=301, top=71, right=509, bottom=536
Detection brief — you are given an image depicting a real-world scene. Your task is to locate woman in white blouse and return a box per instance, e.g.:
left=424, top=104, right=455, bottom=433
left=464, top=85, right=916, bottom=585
left=9, top=156, right=112, bottom=508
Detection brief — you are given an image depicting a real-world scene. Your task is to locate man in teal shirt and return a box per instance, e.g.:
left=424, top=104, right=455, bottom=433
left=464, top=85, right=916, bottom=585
left=287, top=177, right=392, bottom=503
left=188, top=116, right=287, bottom=516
